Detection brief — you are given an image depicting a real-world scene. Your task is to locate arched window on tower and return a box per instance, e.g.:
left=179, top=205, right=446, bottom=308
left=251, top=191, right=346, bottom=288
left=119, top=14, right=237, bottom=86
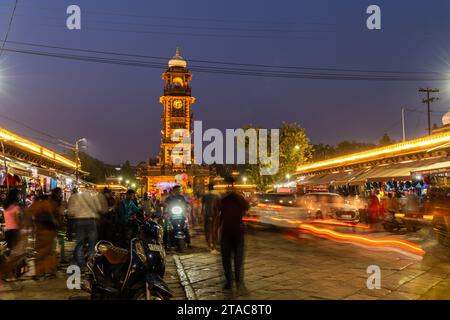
left=173, top=77, right=184, bottom=88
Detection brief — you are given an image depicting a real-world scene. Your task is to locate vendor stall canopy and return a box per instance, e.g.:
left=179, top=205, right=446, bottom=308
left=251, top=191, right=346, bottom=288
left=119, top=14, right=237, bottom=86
left=296, top=131, right=450, bottom=175
left=0, top=127, right=77, bottom=170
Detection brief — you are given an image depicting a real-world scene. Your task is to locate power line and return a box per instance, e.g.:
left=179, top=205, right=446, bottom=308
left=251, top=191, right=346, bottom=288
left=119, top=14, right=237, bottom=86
left=0, top=46, right=444, bottom=81
left=5, top=39, right=441, bottom=76
left=0, top=113, right=62, bottom=143
left=0, top=0, right=18, bottom=59
left=13, top=0, right=337, bottom=27
left=8, top=12, right=339, bottom=35
left=405, top=108, right=445, bottom=114
left=23, top=22, right=331, bottom=41
left=0, top=114, right=76, bottom=152
left=1, top=43, right=448, bottom=82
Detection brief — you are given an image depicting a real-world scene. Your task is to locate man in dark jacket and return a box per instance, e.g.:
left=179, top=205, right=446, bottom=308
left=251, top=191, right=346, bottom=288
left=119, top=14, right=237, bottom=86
left=219, top=178, right=250, bottom=291
left=117, top=189, right=142, bottom=248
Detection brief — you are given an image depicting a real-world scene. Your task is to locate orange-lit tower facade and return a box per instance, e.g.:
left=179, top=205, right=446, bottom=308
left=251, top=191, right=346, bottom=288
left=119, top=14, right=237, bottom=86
left=159, top=48, right=195, bottom=167
left=141, top=48, right=212, bottom=196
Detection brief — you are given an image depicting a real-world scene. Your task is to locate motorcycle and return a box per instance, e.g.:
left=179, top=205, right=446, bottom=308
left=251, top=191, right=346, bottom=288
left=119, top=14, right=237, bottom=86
left=382, top=210, right=422, bottom=232
left=165, top=202, right=190, bottom=253
left=82, top=218, right=172, bottom=300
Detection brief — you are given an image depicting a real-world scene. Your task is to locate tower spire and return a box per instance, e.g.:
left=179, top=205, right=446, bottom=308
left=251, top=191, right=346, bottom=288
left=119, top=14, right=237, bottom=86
left=168, top=47, right=187, bottom=68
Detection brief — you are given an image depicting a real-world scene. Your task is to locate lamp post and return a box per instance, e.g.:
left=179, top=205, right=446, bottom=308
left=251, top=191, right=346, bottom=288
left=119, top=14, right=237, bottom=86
left=74, top=138, right=86, bottom=184
left=1, top=140, right=9, bottom=192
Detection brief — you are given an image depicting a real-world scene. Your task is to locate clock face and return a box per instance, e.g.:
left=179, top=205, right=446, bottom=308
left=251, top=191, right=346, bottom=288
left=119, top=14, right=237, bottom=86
left=173, top=100, right=183, bottom=109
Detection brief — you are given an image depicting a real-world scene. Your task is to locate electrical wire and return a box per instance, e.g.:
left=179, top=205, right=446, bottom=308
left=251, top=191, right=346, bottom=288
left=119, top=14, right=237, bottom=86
left=4, top=39, right=441, bottom=76
left=1, top=46, right=448, bottom=82
left=0, top=0, right=18, bottom=59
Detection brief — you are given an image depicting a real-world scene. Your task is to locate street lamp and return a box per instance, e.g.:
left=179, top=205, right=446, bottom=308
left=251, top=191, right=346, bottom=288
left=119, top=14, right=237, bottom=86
left=126, top=180, right=130, bottom=185
left=75, top=138, right=87, bottom=184
left=294, top=145, right=300, bottom=151
left=243, top=177, right=247, bottom=184
left=0, top=140, right=9, bottom=192
left=286, top=174, right=291, bottom=181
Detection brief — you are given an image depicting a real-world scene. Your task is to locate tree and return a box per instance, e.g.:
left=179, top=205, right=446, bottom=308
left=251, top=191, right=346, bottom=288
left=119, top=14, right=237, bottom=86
left=244, top=122, right=313, bottom=192
left=312, top=140, right=378, bottom=162
left=334, top=140, right=376, bottom=156
left=277, top=122, right=313, bottom=180
left=379, top=133, right=395, bottom=146
left=312, top=143, right=335, bottom=161
left=64, top=150, right=116, bottom=184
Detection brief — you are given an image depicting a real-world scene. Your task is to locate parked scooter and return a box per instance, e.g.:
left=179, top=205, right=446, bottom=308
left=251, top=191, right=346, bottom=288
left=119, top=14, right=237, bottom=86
left=82, top=218, right=172, bottom=300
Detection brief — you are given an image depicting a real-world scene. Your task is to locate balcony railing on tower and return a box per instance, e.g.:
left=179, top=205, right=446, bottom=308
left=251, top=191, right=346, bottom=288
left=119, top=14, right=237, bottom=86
left=164, top=85, right=191, bottom=96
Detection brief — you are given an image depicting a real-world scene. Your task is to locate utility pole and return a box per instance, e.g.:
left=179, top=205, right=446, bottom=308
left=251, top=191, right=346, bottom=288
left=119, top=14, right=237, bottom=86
left=401, top=107, right=406, bottom=142
left=419, top=88, right=439, bottom=135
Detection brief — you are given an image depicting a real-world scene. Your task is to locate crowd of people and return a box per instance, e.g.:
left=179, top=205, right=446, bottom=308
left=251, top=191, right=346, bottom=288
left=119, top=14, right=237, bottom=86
left=365, top=186, right=450, bottom=224
left=1, top=178, right=251, bottom=292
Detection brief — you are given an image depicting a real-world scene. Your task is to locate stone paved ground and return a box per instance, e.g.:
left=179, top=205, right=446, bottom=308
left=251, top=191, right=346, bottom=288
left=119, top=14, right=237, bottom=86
left=174, top=226, right=450, bottom=300
left=0, top=241, right=186, bottom=300
left=2, top=225, right=450, bottom=300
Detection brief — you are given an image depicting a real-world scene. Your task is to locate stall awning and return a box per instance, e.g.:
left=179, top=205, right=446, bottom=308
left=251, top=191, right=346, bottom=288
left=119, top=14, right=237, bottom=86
left=411, top=158, right=450, bottom=175
left=351, top=158, right=440, bottom=183
left=300, top=169, right=368, bottom=186
left=300, top=173, right=334, bottom=185
left=298, top=157, right=450, bottom=186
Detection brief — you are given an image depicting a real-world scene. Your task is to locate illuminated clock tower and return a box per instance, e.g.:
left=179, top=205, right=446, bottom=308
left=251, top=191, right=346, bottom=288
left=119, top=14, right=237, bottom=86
left=159, top=48, right=196, bottom=167
left=142, top=48, right=212, bottom=196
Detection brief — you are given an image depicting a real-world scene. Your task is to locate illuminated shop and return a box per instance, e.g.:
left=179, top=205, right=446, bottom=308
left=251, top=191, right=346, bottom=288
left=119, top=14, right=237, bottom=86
left=295, top=131, right=450, bottom=197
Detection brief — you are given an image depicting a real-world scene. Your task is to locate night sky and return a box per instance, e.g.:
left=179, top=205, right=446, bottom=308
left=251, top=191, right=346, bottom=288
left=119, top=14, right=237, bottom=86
left=1, top=0, right=450, bottom=165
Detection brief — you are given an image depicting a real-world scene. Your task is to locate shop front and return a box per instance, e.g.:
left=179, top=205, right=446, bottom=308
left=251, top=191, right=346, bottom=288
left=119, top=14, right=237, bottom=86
left=0, top=126, right=89, bottom=201
left=296, top=131, right=450, bottom=198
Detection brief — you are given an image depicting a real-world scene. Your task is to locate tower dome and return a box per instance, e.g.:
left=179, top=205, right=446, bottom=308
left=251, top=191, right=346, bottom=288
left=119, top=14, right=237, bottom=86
left=168, top=47, right=187, bottom=68
left=443, top=108, right=450, bottom=126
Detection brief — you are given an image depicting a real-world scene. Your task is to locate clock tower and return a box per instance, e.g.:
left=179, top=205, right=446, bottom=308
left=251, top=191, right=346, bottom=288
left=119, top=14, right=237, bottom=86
left=141, top=48, right=213, bottom=196
left=159, top=48, right=196, bottom=167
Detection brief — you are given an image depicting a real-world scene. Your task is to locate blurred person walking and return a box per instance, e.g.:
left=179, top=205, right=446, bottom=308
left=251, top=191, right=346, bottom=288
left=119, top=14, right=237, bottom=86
left=392, top=191, right=403, bottom=212
left=202, top=183, right=220, bottom=254
left=3, top=189, right=21, bottom=252
left=95, top=188, right=112, bottom=242
left=219, top=178, right=250, bottom=291
left=368, top=190, right=382, bottom=224
left=28, top=189, right=62, bottom=278
left=68, top=188, right=99, bottom=270
left=49, top=188, right=68, bottom=266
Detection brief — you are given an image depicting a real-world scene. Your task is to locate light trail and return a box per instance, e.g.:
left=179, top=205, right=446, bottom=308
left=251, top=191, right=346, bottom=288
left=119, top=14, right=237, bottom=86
left=298, top=224, right=425, bottom=256
left=243, top=216, right=426, bottom=256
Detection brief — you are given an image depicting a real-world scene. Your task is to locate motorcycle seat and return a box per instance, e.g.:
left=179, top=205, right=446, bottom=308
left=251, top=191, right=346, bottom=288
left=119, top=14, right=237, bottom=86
left=98, top=244, right=129, bottom=265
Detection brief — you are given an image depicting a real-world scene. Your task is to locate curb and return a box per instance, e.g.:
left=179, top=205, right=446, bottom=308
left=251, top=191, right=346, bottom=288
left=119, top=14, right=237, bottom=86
left=173, top=254, right=198, bottom=300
